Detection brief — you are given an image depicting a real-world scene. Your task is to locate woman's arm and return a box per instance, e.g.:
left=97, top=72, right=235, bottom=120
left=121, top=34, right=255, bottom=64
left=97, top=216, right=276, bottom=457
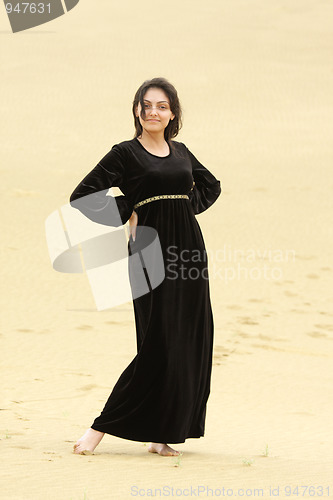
left=69, top=144, right=135, bottom=227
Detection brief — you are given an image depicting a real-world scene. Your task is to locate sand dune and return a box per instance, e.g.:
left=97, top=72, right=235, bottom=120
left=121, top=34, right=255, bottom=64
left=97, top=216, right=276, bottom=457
left=1, top=0, right=333, bottom=498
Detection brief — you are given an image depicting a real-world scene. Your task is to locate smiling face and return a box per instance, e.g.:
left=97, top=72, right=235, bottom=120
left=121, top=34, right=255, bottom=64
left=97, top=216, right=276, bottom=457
left=135, top=87, right=175, bottom=137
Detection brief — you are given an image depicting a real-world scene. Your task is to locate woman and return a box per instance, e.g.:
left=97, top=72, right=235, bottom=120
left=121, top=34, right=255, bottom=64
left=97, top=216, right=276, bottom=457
left=70, top=77, right=221, bottom=457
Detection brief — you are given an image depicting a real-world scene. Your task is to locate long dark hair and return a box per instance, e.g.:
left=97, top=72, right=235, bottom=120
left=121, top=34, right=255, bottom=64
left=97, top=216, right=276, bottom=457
left=132, top=77, right=183, bottom=142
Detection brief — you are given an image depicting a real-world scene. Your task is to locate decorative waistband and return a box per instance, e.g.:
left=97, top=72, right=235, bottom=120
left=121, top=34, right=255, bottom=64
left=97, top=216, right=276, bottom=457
left=133, top=194, right=189, bottom=210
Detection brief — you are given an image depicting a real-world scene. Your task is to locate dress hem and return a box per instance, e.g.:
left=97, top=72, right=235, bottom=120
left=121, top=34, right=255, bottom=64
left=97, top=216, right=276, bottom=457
left=90, top=424, right=205, bottom=444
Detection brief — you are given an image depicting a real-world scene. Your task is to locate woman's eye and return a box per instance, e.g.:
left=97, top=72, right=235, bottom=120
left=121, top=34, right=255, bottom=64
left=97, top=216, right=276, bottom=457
left=143, top=104, right=168, bottom=110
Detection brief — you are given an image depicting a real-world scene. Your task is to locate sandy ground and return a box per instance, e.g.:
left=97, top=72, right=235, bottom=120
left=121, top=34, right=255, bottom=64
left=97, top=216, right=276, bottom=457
left=1, top=0, right=333, bottom=499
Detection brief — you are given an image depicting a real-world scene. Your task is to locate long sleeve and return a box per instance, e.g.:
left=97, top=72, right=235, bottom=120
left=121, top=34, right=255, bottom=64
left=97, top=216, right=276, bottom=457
left=69, top=144, right=134, bottom=227
left=185, top=146, right=222, bottom=214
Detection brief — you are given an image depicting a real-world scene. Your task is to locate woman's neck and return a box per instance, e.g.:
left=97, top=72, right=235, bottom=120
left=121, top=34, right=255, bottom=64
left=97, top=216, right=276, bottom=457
left=137, top=133, right=169, bottom=155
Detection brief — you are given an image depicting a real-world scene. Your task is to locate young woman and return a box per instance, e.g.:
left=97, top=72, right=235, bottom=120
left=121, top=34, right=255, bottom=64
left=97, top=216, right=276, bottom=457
left=70, top=77, right=221, bottom=457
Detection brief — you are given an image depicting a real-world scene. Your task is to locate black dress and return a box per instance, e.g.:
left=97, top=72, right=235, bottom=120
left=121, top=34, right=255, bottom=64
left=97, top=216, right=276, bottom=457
left=69, top=138, right=221, bottom=444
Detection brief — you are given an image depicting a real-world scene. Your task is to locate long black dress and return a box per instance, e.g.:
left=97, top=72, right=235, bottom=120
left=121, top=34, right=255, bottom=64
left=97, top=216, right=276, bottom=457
left=69, top=137, right=221, bottom=444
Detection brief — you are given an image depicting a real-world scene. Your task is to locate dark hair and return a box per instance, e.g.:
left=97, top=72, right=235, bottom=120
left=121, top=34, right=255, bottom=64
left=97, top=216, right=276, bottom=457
left=132, top=77, right=183, bottom=142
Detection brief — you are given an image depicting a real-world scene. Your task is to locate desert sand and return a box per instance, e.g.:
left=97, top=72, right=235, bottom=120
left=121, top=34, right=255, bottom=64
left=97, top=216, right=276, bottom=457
left=1, top=0, right=333, bottom=499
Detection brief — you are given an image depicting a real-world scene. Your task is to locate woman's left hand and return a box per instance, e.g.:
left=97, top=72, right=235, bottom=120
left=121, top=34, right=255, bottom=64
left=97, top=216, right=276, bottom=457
left=128, top=210, right=138, bottom=241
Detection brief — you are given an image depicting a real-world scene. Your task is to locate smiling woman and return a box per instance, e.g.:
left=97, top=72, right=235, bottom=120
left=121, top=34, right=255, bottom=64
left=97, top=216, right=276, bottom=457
left=70, top=76, right=221, bottom=458
left=133, top=87, right=176, bottom=157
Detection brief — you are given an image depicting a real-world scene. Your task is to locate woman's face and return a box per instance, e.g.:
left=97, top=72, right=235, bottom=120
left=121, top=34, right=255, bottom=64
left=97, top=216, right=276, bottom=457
left=136, top=87, right=175, bottom=137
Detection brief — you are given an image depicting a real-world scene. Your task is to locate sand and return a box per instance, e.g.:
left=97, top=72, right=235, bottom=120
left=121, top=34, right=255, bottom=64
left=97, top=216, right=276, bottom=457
left=1, top=0, right=332, bottom=498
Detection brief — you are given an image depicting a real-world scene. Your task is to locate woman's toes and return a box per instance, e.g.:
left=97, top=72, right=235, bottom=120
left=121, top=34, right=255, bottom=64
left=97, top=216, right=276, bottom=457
left=148, top=443, right=181, bottom=456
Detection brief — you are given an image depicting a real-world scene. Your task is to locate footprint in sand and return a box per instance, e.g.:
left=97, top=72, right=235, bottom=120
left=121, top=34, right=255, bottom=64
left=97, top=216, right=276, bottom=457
left=237, top=316, right=259, bottom=325
left=78, top=384, right=99, bottom=391
left=314, top=323, right=333, bottom=332
left=307, top=331, right=328, bottom=338
left=105, top=320, right=132, bottom=325
left=251, top=344, right=287, bottom=352
left=254, top=333, right=273, bottom=341
left=236, top=332, right=252, bottom=338
left=213, top=345, right=234, bottom=365
left=284, top=290, right=298, bottom=297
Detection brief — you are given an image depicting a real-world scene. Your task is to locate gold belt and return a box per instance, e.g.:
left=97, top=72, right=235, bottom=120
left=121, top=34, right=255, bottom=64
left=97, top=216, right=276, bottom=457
left=133, top=194, right=189, bottom=210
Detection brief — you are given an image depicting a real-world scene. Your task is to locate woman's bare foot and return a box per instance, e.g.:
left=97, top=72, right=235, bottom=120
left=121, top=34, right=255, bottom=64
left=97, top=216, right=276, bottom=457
left=148, top=442, right=180, bottom=456
left=73, top=428, right=105, bottom=455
